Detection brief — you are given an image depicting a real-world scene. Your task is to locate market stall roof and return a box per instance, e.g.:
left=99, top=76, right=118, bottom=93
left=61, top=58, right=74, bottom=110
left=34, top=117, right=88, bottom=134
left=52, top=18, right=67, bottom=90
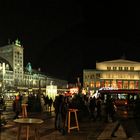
left=98, top=89, right=140, bottom=94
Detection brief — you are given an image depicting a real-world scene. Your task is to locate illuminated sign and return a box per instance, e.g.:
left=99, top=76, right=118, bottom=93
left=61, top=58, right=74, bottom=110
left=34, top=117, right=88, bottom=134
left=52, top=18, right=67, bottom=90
left=46, top=85, right=57, bottom=101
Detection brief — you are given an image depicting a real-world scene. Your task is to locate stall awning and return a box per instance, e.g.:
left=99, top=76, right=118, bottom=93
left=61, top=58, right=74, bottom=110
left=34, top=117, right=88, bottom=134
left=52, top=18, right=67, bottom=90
left=99, top=89, right=140, bottom=94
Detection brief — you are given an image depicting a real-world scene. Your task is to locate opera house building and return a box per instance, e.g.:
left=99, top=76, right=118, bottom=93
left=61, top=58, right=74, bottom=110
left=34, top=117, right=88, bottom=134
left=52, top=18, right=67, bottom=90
left=83, top=59, right=140, bottom=94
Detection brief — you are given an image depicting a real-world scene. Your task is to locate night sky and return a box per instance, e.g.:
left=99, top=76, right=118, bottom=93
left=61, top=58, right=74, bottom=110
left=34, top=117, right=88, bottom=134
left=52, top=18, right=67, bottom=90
left=0, top=1, right=137, bottom=83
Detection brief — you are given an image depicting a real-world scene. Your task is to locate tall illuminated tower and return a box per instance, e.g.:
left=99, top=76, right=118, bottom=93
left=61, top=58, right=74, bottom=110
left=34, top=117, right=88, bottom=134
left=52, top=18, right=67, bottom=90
left=0, top=39, right=24, bottom=85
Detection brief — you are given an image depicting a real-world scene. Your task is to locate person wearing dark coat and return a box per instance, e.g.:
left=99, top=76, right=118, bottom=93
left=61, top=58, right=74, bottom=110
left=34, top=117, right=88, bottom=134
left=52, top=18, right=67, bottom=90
left=105, top=97, right=116, bottom=122
left=13, top=95, right=21, bottom=119
left=89, top=96, right=97, bottom=120
left=96, top=97, right=102, bottom=121
left=54, top=95, right=64, bottom=130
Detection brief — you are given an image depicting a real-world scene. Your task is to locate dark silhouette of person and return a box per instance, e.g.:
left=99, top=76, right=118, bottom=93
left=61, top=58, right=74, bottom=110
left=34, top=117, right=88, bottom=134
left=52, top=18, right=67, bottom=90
left=111, top=109, right=128, bottom=138
left=89, top=96, right=97, bottom=120
left=54, top=95, right=64, bottom=130
left=13, top=95, right=22, bottom=119
left=134, top=95, right=140, bottom=131
left=43, top=95, right=49, bottom=111
left=96, top=97, right=102, bottom=121
left=105, top=96, right=116, bottom=122
left=134, top=95, right=140, bottom=118
left=48, top=97, right=53, bottom=112
left=54, top=95, right=69, bottom=135
left=61, top=97, right=69, bottom=130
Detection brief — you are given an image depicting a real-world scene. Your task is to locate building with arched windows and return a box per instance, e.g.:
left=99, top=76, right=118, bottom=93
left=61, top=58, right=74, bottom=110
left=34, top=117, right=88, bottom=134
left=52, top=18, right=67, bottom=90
left=0, top=39, right=68, bottom=96
left=83, top=59, right=140, bottom=93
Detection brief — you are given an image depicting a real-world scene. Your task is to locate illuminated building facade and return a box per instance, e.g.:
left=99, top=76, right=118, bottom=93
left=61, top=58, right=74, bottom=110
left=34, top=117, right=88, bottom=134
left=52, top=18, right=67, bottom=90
left=0, top=40, right=68, bottom=95
left=83, top=59, right=140, bottom=93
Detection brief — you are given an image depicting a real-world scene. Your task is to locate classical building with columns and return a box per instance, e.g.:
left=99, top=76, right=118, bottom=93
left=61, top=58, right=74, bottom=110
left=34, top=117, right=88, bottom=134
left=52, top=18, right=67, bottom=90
left=83, top=59, right=140, bottom=93
left=0, top=39, right=68, bottom=96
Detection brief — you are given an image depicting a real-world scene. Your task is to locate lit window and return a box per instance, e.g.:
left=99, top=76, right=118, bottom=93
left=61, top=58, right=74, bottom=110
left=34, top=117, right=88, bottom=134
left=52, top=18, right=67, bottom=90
left=90, top=74, right=94, bottom=79
left=123, top=81, right=128, bottom=89
left=105, top=80, right=110, bottom=87
left=107, top=67, right=111, bottom=70
left=124, top=67, right=128, bottom=70
left=96, top=81, right=100, bottom=88
left=130, top=67, right=134, bottom=71
left=85, top=82, right=89, bottom=87
left=0, top=63, right=2, bottom=70
left=113, top=67, right=117, bottom=70
left=119, top=67, right=122, bottom=70
left=90, top=81, right=94, bottom=87
left=5, top=64, right=9, bottom=70
left=129, top=81, right=134, bottom=89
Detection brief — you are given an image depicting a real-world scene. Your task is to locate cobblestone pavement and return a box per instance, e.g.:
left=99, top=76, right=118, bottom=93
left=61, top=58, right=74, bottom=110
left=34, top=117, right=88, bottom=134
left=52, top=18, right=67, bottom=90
left=0, top=111, right=107, bottom=140
left=1, top=111, right=140, bottom=140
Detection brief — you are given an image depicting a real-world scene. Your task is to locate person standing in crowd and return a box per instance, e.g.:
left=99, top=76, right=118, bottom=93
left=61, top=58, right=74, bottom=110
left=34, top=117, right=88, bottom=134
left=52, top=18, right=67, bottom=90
left=89, top=96, right=97, bottom=121
left=96, top=97, right=102, bottom=121
left=54, top=95, right=69, bottom=135
left=54, top=95, right=64, bottom=130
left=105, top=96, right=116, bottom=122
left=13, top=95, right=22, bottom=119
left=134, top=95, right=140, bottom=118
left=44, top=95, right=49, bottom=111
left=48, top=97, right=53, bottom=113
left=61, top=97, right=69, bottom=131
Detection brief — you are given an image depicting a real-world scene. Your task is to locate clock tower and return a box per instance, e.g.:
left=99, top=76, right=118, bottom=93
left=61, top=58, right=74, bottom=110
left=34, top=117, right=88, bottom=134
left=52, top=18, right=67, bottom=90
left=0, top=39, right=24, bottom=85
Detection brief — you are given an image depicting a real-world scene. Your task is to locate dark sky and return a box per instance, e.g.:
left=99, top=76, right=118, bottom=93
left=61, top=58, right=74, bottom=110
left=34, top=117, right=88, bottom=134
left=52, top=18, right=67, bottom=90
left=0, top=1, right=137, bottom=83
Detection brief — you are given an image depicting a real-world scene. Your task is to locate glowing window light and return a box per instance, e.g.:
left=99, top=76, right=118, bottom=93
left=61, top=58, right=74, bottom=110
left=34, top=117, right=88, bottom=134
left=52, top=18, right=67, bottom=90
left=82, top=89, right=86, bottom=94
left=70, top=88, right=78, bottom=94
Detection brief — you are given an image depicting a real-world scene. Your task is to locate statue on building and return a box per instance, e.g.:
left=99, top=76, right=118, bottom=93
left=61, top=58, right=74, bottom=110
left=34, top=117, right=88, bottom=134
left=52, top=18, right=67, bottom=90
left=26, top=62, right=32, bottom=74
left=50, top=81, right=53, bottom=85
left=15, top=39, right=21, bottom=46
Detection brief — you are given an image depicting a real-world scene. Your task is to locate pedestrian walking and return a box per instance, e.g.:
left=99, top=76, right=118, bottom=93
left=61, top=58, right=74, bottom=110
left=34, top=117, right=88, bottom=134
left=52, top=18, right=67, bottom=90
left=111, top=109, right=128, bottom=138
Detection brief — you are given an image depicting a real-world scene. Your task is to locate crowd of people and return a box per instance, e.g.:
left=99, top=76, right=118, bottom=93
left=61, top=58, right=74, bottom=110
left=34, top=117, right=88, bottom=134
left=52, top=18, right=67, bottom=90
left=10, top=92, right=140, bottom=136
left=51, top=94, right=118, bottom=135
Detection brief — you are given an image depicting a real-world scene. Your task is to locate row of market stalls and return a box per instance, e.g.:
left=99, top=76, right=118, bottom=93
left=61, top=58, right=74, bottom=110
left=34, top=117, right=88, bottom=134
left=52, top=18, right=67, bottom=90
left=98, top=89, right=140, bottom=106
